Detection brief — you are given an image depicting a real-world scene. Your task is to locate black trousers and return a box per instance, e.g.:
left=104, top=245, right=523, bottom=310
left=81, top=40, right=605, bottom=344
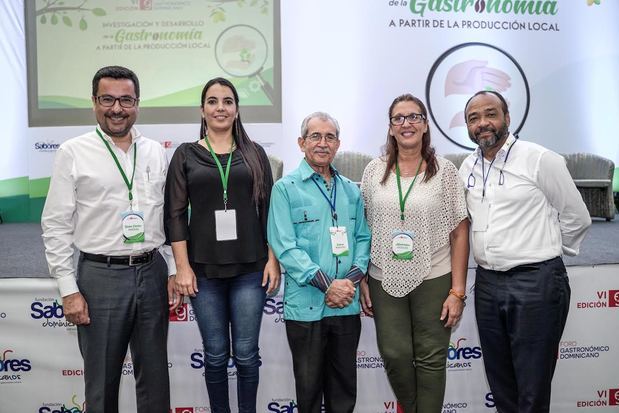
left=475, top=257, right=570, bottom=413
left=285, top=315, right=361, bottom=413
left=77, top=252, right=170, bottom=413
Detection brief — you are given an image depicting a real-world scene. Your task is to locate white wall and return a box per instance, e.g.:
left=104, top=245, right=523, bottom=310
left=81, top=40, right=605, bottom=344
left=2, top=0, right=618, bottom=184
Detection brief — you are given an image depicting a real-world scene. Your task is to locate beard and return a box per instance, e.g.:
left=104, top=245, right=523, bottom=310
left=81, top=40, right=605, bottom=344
left=469, top=121, right=509, bottom=151
left=100, top=114, right=134, bottom=138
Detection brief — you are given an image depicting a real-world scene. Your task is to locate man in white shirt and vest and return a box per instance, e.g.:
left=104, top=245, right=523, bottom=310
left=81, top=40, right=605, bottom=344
left=459, top=91, right=591, bottom=413
left=42, top=66, right=178, bottom=413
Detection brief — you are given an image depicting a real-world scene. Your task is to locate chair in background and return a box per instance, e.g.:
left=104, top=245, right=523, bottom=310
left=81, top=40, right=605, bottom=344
left=332, top=151, right=374, bottom=184
left=563, top=153, right=615, bottom=221
left=443, top=153, right=471, bottom=170
left=267, top=154, right=283, bottom=182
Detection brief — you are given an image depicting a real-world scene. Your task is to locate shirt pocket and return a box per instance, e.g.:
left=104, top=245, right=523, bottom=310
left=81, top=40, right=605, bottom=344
left=143, top=172, right=165, bottom=206
left=284, top=278, right=312, bottom=311
left=291, top=205, right=322, bottom=238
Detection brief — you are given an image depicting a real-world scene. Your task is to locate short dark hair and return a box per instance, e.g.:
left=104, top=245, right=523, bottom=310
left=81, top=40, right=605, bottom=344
left=92, top=66, right=140, bottom=98
left=464, top=90, right=509, bottom=120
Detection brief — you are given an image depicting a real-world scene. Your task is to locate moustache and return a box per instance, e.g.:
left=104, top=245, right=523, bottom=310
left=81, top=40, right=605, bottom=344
left=475, top=126, right=497, bottom=136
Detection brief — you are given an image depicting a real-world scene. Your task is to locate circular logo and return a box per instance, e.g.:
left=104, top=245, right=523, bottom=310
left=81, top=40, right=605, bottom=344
left=426, top=42, right=530, bottom=150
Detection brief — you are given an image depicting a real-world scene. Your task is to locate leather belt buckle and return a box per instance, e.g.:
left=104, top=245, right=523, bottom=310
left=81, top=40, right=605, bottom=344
left=129, top=254, right=141, bottom=266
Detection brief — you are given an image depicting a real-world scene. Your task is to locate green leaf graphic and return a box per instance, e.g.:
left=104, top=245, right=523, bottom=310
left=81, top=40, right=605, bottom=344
left=92, top=8, right=106, bottom=16
left=51, top=14, right=58, bottom=25
left=62, top=16, right=72, bottom=27
left=40, top=15, right=46, bottom=24
left=211, top=10, right=226, bottom=23
left=79, top=17, right=87, bottom=31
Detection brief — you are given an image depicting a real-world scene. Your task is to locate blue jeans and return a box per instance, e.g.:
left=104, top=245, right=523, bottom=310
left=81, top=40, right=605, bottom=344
left=190, top=269, right=266, bottom=413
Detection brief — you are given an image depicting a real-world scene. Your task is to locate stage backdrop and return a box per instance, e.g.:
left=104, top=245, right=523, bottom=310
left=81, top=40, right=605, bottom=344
left=1, top=265, right=618, bottom=412
left=1, top=0, right=619, bottom=222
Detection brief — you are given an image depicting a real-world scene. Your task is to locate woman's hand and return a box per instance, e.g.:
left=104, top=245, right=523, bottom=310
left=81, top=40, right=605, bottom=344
left=174, top=265, right=198, bottom=298
left=359, top=277, right=374, bottom=317
left=263, top=252, right=281, bottom=296
left=440, top=294, right=465, bottom=328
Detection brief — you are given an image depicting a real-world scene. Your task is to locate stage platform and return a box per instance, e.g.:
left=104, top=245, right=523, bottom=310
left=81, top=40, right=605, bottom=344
left=1, top=216, right=618, bottom=278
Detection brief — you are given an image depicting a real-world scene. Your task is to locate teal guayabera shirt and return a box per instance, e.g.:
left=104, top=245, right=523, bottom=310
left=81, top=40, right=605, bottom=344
left=267, top=159, right=371, bottom=322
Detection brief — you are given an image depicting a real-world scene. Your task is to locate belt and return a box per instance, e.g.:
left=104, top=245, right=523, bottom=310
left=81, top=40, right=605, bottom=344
left=81, top=249, right=157, bottom=266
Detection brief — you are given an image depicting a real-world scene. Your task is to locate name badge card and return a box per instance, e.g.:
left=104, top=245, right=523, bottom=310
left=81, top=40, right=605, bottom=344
left=121, top=211, right=145, bottom=244
left=329, top=226, right=349, bottom=256
left=215, top=209, right=237, bottom=241
left=472, top=201, right=490, bottom=232
left=392, top=230, right=414, bottom=260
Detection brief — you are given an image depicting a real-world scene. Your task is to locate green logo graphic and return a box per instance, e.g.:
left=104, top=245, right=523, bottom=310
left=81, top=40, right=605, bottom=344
left=209, top=0, right=271, bottom=23
left=36, top=0, right=106, bottom=31
left=409, top=0, right=559, bottom=17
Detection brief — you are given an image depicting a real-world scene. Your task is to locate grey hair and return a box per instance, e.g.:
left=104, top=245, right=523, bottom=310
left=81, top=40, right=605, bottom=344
left=300, top=111, right=340, bottom=138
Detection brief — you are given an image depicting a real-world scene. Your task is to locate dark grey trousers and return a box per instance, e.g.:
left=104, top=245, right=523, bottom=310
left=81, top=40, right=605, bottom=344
left=77, top=252, right=170, bottom=413
left=475, top=257, right=570, bottom=413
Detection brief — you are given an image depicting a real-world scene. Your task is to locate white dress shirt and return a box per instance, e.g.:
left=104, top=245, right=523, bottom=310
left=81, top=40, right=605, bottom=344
left=42, top=126, right=175, bottom=297
left=459, top=134, right=591, bottom=271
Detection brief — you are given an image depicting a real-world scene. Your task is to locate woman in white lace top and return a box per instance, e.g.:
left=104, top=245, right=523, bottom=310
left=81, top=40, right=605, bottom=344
left=360, top=94, right=469, bottom=413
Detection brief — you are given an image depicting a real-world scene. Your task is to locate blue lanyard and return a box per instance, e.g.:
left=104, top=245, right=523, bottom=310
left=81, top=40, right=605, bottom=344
left=311, top=174, right=338, bottom=221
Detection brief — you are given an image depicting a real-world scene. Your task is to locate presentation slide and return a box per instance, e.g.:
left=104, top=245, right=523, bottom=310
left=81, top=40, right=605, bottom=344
left=25, top=0, right=281, bottom=126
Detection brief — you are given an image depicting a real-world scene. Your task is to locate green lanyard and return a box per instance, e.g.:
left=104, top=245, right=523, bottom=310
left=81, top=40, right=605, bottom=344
left=204, top=137, right=234, bottom=210
left=96, top=128, right=137, bottom=208
left=395, top=157, right=423, bottom=221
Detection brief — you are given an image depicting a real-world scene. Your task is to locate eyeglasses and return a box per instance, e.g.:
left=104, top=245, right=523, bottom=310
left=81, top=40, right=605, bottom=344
left=305, top=132, right=338, bottom=143
left=389, top=113, right=426, bottom=126
left=95, top=95, right=138, bottom=108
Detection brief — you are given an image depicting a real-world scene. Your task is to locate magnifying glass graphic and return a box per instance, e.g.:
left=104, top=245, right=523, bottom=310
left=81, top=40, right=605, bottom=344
left=214, top=24, right=275, bottom=104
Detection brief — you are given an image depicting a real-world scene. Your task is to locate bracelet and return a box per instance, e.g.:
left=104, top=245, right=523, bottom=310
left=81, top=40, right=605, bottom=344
left=449, top=289, right=467, bottom=301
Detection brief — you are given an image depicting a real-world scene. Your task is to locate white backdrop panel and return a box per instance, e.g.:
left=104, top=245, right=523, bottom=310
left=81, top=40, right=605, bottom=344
left=1, top=265, right=618, bottom=412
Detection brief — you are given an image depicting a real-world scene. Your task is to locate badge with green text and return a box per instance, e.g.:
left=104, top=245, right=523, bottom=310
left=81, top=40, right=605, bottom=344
left=392, top=230, right=414, bottom=260
left=121, top=210, right=145, bottom=244
left=329, top=226, right=350, bottom=256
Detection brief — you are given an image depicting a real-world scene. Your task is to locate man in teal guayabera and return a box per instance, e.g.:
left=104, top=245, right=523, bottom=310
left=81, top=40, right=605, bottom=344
left=267, top=111, right=371, bottom=413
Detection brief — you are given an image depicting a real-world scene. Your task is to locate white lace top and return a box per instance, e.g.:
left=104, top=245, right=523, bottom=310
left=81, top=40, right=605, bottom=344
left=361, top=156, right=467, bottom=297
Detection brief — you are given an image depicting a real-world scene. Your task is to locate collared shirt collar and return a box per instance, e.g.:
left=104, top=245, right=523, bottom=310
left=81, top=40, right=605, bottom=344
left=298, top=158, right=339, bottom=181
left=474, top=133, right=517, bottom=161
left=96, top=125, right=141, bottom=145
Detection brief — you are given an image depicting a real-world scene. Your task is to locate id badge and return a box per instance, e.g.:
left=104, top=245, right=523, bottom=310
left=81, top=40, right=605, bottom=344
left=121, top=210, right=145, bottom=244
left=329, top=226, right=350, bottom=256
left=472, top=201, right=490, bottom=232
left=392, top=230, right=414, bottom=260
left=215, top=209, right=237, bottom=241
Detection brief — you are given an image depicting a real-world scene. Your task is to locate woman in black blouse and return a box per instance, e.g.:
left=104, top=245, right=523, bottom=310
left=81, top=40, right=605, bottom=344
left=165, top=77, right=280, bottom=413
